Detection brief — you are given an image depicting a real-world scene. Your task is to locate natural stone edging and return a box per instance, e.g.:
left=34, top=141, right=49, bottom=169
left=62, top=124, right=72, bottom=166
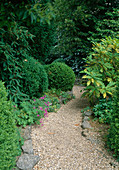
left=16, top=154, right=40, bottom=170
left=81, top=110, right=93, bottom=137
left=15, top=126, right=40, bottom=170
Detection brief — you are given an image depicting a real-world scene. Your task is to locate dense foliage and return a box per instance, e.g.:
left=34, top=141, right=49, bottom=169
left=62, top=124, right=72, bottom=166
left=29, top=21, right=56, bottom=64
left=88, top=8, right=119, bottom=43
left=20, top=57, right=48, bottom=98
left=0, top=0, right=54, bottom=103
left=0, top=0, right=119, bottom=165
left=80, top=37, right=119, bottom=103
left=93, top=98, right=113, bottom=124
left=107, top=80, right=119, bottom=159
left=52, top=0, right=119, bottom=75
left=0, top=24, right=34, bottom=103
left=45, top=62, right=75, bottom=91
left=0, top=81, right=22, bottom=169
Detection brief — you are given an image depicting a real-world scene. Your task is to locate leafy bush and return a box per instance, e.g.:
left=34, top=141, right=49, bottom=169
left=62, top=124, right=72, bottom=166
left=14, top=94, right=60, bottom=127
left=107, top=80, right=119, bottom=159
left=88, top=8, right=119, bottom=43
left=93, top=98, right=113, bottom=124
left=45, top=62, right=76, bottom=91
left=80, top=36, right=119, bottom=103
left=0, top=81, right=22, bottom=169
left=0, top=0, right=55, bottom=103
left=0, top=24, right=34, bottom=103
left=20, top=57, right=48, bottom=98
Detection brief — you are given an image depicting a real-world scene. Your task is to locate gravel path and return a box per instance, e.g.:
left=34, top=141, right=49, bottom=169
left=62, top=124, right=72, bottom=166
left=31, top=86, right=119, bottom=170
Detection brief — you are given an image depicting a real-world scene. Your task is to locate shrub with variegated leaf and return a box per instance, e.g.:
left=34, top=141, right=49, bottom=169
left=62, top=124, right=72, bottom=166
left=80, top=36, right=119, bottom=103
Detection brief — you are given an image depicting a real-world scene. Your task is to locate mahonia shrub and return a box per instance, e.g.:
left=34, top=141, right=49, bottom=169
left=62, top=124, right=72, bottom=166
left=80, top=36, right=119, bottom=103
left=45, top=62, right=75, bottom=91
left=107, top=80, right=119, bottom=159
left=0, top=81, right=21, bottom=169
left=21, top=57, right=48, bottom=98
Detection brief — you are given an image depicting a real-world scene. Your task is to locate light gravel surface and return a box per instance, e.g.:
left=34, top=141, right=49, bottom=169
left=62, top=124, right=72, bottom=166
left=31, top=86, right=119, bottom=170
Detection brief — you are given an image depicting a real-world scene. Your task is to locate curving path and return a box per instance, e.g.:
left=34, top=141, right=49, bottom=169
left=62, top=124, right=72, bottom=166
left=31, top=86, right=119, bottom=170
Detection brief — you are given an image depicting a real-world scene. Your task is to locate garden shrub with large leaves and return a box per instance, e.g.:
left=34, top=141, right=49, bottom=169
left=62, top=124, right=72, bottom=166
left=80, top=36, right=119, bottom=103
left=0, top=24, right=34, bottom=103
left=0, top=0, right=55, bottom=104
left=0, top=81, right=22, bottom=169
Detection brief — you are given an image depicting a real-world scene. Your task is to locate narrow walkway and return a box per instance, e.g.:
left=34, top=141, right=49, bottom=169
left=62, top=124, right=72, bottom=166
left=31, top=86, right=118, bottom=170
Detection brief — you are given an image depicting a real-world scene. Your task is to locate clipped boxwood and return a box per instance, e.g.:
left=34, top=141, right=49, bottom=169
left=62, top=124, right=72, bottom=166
left=107, top=79, right=119, bottom=159
left=0, top=81, right=21, bottom=169
left=21, top=57, right=48, bottom=98
left=45, top=62, right=75, bottom=91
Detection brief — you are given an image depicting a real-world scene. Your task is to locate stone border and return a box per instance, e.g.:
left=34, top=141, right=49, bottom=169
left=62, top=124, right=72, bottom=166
left=15, top=126, right=40, bottom=170
left=81, top=110, right=93, bottom=137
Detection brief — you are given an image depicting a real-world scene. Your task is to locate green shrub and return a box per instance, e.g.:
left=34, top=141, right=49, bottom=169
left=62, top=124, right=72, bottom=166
left=80, top=36, right=119, bottom=103
left=89, top=8, right=119, bottom=43
left=0, top=24, right=34, bottom=104
left=45, top=62, right=75, bottom=91
left=0, top=81, right=21, bottom=169
left=93, top=98, right=113, bottom=124
left=107, top=80, right=119, bottom=159
left=21, top=57, right=48, bottom=98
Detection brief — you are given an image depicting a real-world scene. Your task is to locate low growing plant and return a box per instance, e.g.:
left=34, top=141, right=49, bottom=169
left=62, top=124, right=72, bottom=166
left=14, top=94, right=61, bottom=127
left=93, top=98, right=113, bottom=124
left=81, top=106, right=91, bottom=113
left=14, top=95, right=49, bottom=127
left=46, top=88, right=75, bottom=104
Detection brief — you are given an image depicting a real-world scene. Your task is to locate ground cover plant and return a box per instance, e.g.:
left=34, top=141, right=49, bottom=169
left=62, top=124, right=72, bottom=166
left=93, top=98, right=113, bottom=124
left=44, top=88, right=75, bottom=104
left=14, top=94, right=61, bottom=127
